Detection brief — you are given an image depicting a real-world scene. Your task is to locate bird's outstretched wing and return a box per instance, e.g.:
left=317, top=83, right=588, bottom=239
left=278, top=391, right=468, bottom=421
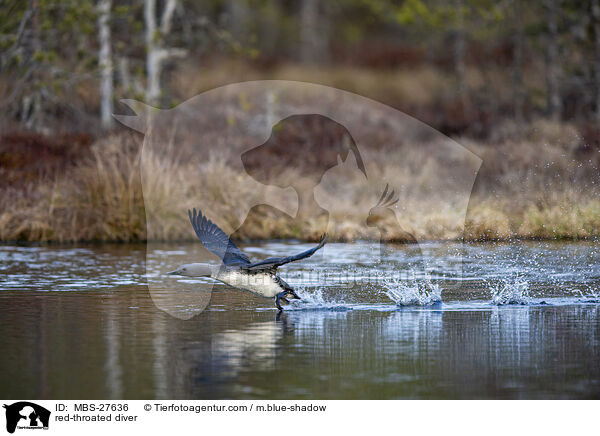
left=243, top=234, right=328, bottom=271
left=188, top=208, right=250, bottom=266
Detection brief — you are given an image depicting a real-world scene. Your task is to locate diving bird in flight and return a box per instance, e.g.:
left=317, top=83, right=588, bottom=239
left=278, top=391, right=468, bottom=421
left=168, top=209, right=328, bottom=311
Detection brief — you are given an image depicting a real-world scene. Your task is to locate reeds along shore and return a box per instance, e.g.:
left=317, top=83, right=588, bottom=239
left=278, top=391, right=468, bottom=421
left=2, top=117, right=600, bottom=243
left=4, top=0, right=600, bottom=244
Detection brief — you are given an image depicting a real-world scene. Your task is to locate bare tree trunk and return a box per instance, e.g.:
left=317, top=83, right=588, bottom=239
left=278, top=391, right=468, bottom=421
left=512, top=0, right=525, bottom=123
left=118, top=57, right=131, bottom=91
left=261, top=0, right=280, bottom=57
left=592, top=0, right=600, bottom=121
left=98, top=0, right=113, bottom=129
left=544, top=0, right=561, bottom=120
left=22, top=0, right=45, bottom=131
left=300, top=0, right=326, bottom=64
left=228, top=0, right=248, bottom=41
left=118, top=56, right=144, bottom=95
left=145, top=0, right=184, bottom=105
left=454, top=0, right=466, bottom=103
left=145, top=0, right=159, bottom=103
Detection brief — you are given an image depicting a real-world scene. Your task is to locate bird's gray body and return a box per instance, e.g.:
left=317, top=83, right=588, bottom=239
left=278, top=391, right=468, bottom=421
left=168, top=208, right=328, bottom=310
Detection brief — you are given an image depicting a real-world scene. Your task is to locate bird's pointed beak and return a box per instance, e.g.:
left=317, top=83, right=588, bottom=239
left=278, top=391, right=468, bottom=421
left=166, top=270, right=179, bottom=275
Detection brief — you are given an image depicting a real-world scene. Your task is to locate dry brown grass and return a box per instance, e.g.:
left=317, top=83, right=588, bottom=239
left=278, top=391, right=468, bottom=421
left=3, top=120, right=600, bottom=243
left=0, top=134, right=145, bottom=241
left=2, top=87, right=600, bottom=243
left=461, top=119, right=600, bottom=240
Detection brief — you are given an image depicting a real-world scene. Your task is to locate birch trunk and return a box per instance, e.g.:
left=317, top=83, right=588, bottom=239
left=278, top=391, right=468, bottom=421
left=592, top=0, right=600, bottom=121
left=454, top=0, right=466, bottom=104
left=145, top=0, right=183, bottom=105
left=512, top=0, right=524, bottom=123
left=98, top=0, right=113, bottom=129
left=228, top=0, right=248, bottom=41
left=300, top=0, right=326, bottom=64
left=544, top=0, right=561, bottom=120
left=145, top=0, right=159, bottom=104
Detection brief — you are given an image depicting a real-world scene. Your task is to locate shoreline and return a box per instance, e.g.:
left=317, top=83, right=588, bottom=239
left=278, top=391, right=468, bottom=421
left=2, top=235, right=599, bottom=245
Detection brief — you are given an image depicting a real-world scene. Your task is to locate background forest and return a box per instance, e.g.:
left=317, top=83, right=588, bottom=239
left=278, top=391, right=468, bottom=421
left=2, top=0, right=600, bottom=242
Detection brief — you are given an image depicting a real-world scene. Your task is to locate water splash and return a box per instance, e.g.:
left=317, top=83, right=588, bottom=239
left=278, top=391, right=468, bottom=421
left=295, top=287, right=328, bottom=305
left=573, top=287, right=600, bottom=303
left=289, top=287, right=351, bottom=311
left=490, top=278, right=530, bottom=305
left=381, top=277, right=442, bottom=306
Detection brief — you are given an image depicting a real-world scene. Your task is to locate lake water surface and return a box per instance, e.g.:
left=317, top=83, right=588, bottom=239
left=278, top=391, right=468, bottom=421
left=1, top=241, right=599, bottom=399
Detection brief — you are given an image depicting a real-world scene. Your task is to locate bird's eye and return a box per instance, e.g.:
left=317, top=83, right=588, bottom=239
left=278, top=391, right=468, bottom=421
left=182, top=268, right=186, bottom=271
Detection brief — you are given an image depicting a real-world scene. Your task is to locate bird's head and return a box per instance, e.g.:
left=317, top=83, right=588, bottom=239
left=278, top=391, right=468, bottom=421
left=167, top=263, right=214, bottom=277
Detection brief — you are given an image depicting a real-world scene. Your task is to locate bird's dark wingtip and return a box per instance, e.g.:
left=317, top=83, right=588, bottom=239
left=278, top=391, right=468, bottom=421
left=188, top=207, right=207, bottom=226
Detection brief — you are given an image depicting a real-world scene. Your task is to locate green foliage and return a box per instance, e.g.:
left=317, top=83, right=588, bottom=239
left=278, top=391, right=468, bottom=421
left=0, top=0, right=99, bottom=127
left=0, top=0, right=597, bottom=130
left=395, top=0, right=430, bottom=25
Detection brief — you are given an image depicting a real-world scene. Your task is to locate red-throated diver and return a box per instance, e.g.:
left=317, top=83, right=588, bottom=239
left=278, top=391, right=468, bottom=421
left=167, top=208, right=328, bottom=311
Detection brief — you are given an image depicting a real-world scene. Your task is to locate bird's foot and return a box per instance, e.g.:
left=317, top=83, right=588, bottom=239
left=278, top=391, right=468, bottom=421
left=275, top=291, right=289, bottom=311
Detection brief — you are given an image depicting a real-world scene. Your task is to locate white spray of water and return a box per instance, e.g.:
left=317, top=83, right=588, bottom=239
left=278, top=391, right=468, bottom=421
left=490, top=277, right=530, bottom=305
left=572, top=288, right=600, bottom=300
left=381, top=277, right=442, bottom=306
left=294, top=287, right=329, bottom=305
left=288, top=287, right=351, bottom=311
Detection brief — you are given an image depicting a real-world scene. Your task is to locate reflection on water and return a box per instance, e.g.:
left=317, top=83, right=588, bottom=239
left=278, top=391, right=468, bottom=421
left=1, top=242, right=600, bottom=399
